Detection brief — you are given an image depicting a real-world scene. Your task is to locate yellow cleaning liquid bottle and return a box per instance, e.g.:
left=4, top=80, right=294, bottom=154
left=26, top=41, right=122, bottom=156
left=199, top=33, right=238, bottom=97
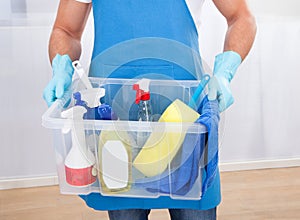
left=98, top=128, right=132, bottom=194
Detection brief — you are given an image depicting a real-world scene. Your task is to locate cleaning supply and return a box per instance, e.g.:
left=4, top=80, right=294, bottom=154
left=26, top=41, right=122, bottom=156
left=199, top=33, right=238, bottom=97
left=61, top=106, right=97, bottom=187
left=73, top=88, right=106, bottom=119
left=72, top=60, right=107, bottom=120
left=93, top=98, right=132, bottom=194
left=133, top=100, right=200, bottom=177
left=72, top=60, right=93, bottom=89
left=98, top=127, right=133, bottom=194
left=133, top=79, right=153, bottom=150
left=133, top=79, right=153, bottom=122
left=135, top=96, right=219, bottom=196
left=133, top=75, right=210, bottom=177
left=188, top=74, right=211, bottom=109
left=98, top=104, right=118, bottom=120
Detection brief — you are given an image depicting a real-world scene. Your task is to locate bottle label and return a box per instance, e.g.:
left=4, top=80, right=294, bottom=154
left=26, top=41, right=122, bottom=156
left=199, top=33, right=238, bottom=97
left=65, top=165, right=96, bottom=186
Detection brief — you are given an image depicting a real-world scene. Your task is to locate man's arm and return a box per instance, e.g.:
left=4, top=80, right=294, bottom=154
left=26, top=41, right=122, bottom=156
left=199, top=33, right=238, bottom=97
left=207, top=0, right=256, bottom=112
left=213, top=0, right=257, bottom=60
left=43, top=0, right=91, bottom=107
left=49, top=0, right=91, bottom=62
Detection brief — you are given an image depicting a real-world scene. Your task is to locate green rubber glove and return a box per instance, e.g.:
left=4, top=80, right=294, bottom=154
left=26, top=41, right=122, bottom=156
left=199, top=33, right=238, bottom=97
left=208, top=51, right=242, bottom=112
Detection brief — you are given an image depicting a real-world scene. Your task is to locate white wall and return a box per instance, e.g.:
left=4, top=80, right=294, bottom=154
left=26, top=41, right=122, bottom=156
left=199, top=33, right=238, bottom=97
left=0, top=26, right=56, bottom=178
left=199, top=0, right=300, bottom=165
left=0, top=0, right=93, bottom=185
left=0, top=1, right=11, bottom=20
left=0, top=1, right=60, bottom=181
left=0, top=0, right=300, bottom=188
left=248, top=0, right=300, bottom=17
left=26, top=0, right=58, bottom=13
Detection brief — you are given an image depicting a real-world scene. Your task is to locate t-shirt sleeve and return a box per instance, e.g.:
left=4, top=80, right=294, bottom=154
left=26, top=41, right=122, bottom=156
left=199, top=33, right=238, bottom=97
left=76, top=0, right=92, bottom=3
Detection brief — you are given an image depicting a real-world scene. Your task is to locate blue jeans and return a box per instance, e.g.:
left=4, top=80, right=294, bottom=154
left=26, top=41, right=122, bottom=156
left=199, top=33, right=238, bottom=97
left=108, top=208, right=217, bottom=220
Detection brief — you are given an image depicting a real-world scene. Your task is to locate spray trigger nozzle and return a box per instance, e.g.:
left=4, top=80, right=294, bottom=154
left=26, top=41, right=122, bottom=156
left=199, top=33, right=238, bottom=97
left=133, top=79, right=150, bottom=104
left=61, top=106, right=87, bottom=133
left=78, top=88, right=106, bottom=108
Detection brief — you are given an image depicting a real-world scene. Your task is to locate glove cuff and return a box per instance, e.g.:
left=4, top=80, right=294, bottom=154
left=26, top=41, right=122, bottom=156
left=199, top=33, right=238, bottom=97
left=213, top=51, right=242, bottom=82
left=52, top=54, right=74, bottom=78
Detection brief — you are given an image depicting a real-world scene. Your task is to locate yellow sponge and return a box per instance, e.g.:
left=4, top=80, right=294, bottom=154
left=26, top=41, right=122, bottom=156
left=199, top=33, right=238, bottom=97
left=133, top=99, right=200, bottom=177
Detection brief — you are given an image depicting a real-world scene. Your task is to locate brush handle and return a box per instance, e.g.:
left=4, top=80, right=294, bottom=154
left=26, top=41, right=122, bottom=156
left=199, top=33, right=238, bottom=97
left=188, top=74, right=210, bottom=108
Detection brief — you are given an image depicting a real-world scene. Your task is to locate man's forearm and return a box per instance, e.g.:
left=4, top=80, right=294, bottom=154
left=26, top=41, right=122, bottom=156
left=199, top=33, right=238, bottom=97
left=48, top=0, right=91, bottom=63
left=49, top=28, right=82, bottom=63
left=224, top=12, right=257, bottom=60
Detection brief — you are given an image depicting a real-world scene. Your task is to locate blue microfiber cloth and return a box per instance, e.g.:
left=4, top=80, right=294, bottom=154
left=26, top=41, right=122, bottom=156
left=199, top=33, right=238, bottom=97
left=197, top=96, right=220, bottom=194
left=134, top=96, right=219, bottom=196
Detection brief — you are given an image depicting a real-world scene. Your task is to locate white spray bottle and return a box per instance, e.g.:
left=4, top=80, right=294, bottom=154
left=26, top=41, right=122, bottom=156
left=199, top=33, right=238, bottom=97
left=79, top=88, right=105, bottom=109
left=72, top=60, right=106, bottom=119
left=61, top=106, right=97, bottom=187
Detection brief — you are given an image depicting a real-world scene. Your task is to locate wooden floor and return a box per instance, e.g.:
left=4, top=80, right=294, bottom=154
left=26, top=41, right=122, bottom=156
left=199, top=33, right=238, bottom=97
left=1, top=167, right=299, bottom=220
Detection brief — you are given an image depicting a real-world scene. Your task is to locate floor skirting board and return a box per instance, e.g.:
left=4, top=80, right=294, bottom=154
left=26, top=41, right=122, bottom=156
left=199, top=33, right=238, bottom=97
left=0, top=175, right=58, bottom=190
left=219, top=158, right=300, bottom=172
left=1, top=158, right=300, bottom=190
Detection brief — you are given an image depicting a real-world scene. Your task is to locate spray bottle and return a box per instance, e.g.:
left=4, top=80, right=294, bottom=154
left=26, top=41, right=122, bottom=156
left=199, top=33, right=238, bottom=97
left=133, top=79, right=153, bottom=122
left=72, top=60, right=106, bottom=120
left=73, top=88, right=106, bottom=120
left=133, top=79, right=153, bottom=149
left=61, top=106, right=97, bottom=187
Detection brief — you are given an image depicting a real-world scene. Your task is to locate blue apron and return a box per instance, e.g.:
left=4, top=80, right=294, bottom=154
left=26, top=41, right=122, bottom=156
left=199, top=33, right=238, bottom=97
left=83, top=0, right=221, bottom=210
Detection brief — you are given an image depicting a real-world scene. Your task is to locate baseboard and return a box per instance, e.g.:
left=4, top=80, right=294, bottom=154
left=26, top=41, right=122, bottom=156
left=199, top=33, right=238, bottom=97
left=220, top=158, right=300, bottom=172
left=0, top=175, right=58, bottom=190
left=1, top=158, right=299, bottom=190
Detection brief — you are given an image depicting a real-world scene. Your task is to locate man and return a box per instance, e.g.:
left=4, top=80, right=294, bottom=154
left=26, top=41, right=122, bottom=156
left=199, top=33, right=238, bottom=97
left=43, top=0, right=256, bottom=219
